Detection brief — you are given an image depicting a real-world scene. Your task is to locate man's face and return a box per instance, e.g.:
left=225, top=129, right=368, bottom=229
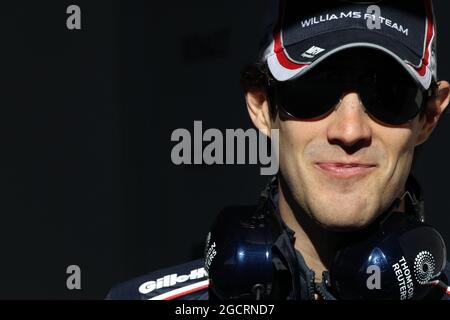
left=272, top=52, right=427, bottom=231
left=275, top=92, right=422, bottom=231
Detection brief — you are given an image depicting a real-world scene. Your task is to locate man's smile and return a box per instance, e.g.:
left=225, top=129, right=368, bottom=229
left=315, top=162, right=377, bottom=179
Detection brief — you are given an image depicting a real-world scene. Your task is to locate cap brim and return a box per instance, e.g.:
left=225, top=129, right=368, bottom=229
left=267, top=28, right=434, bottom=91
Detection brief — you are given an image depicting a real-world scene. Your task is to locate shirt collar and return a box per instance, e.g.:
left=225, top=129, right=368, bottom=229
left=265, top=176, right=337, bottom=300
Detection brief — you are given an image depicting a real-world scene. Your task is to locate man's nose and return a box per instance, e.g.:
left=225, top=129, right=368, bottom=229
left=326, top=92, right=372, bottom=150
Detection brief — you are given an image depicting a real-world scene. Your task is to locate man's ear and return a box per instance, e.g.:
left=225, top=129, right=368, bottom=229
left=245, top=89, right=273, bottom=137
left=416, top=80, right=450, bottom=146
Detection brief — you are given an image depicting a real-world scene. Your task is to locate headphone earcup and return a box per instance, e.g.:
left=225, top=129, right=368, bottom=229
left=330, top=213, right=447, bottom=300
left=205, top=206, right=275, bottom=300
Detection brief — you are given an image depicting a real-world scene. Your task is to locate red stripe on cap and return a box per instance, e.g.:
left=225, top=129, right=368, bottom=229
left=274, top=31, right=308, bottom=70
left=414, top=0, right=434, bottom=77
left=273, top=0, right=308, bottom=70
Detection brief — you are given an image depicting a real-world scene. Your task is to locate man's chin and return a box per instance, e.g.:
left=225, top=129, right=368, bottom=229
left=311, top=212, right=378, bottom=232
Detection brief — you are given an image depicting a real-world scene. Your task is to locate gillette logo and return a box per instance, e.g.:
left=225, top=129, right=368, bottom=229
left=139, top=268, right=208, bottom=294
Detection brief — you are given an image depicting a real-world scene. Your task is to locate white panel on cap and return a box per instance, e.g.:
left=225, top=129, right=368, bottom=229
left=267, top=51, right=309, bottom=81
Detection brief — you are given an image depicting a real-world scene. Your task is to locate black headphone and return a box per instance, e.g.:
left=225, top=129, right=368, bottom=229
left=205, top=176, right=448, bottom=300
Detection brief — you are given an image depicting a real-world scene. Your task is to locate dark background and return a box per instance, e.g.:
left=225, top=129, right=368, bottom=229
left=0, top=1, right=449, bottom=299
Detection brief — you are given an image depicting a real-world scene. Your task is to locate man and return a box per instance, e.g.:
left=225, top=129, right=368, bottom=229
left=107, top=0, right=450, bottom=300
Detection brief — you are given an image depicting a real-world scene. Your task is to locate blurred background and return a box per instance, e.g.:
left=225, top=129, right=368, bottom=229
left=0, top=0, right=449, bottom=299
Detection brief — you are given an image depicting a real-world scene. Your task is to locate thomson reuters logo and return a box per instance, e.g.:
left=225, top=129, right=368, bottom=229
left=413, top=251, right=436, bottom=285
left=138, top=268, right=207, bottom=294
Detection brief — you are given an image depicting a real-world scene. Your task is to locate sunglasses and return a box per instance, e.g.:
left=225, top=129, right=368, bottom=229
left=268, top=54, right=436, bottom=125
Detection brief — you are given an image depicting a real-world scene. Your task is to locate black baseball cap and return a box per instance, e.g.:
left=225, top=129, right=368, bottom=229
left=260, top=0, right=437, bottom=90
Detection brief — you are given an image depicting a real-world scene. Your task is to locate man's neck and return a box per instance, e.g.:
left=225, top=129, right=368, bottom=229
left=277, top=178, right=406, bottom=282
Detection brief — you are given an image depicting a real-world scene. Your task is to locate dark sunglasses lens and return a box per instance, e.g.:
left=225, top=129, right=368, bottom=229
left=275, top=76, right=341, bottom=119
left=360, top=71, right=423, bottom=125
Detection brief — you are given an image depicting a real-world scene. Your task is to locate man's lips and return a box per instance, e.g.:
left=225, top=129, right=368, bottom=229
left=315, top=162, right=377, bottom=179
